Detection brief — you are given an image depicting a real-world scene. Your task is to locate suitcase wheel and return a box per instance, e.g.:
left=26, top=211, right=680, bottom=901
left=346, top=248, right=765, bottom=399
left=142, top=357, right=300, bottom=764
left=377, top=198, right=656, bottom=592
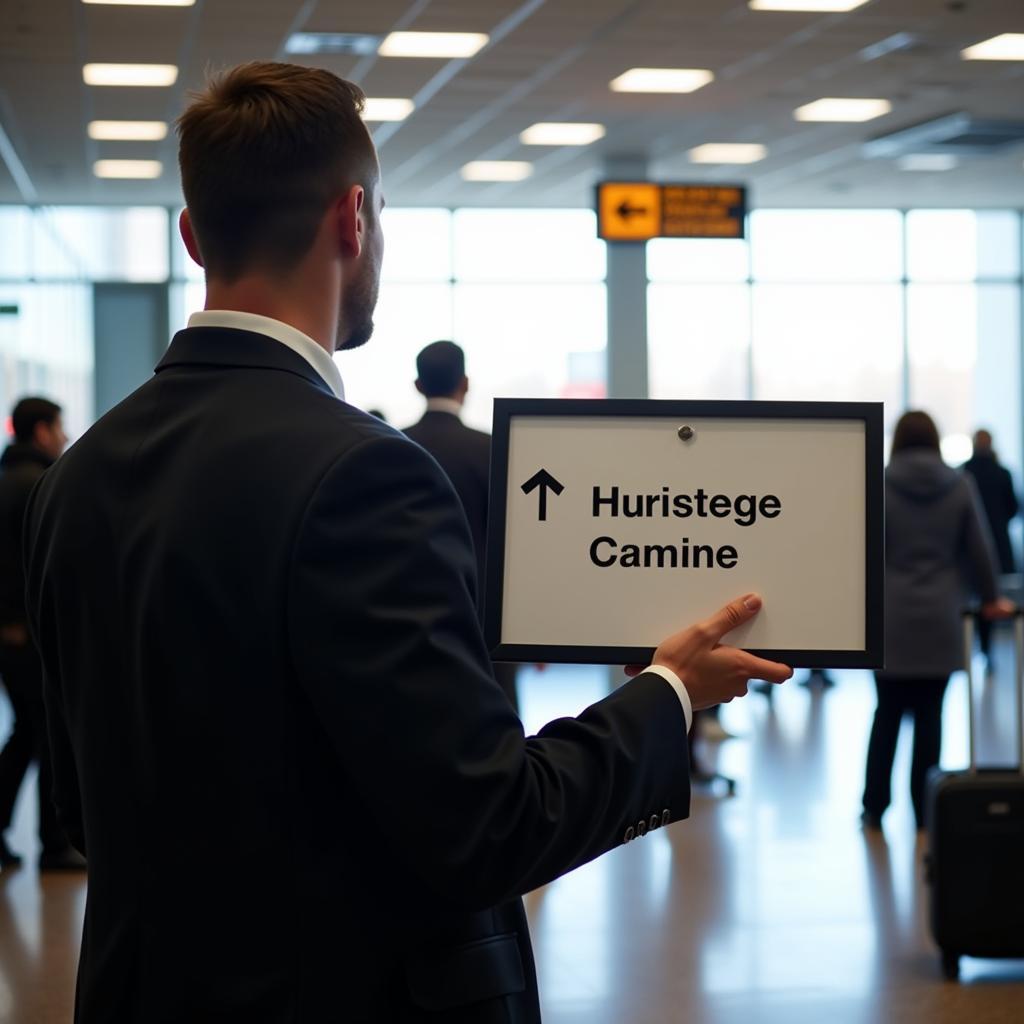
left=941, top=950, right=960, bottom=982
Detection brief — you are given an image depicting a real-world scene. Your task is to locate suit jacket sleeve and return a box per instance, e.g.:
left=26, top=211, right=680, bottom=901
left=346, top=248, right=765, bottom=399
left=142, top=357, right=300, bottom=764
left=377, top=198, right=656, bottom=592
left=287, top=432, right=690, bottom=910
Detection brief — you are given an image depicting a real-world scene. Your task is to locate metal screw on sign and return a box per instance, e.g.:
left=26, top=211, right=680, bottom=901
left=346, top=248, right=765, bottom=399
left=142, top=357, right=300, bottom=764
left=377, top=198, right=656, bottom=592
left=677, top=425, right=695, bottom=442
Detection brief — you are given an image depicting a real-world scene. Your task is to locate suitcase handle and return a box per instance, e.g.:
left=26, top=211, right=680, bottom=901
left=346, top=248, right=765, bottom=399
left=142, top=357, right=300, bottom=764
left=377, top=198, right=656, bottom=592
left=961, top=608, right=1024, bottom=774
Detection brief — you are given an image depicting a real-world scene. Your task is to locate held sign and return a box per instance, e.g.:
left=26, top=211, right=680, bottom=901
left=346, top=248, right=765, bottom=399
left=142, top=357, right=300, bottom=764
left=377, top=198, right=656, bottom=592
left=484, top=400, right=884, bottom=668
left=596, top=182, right=747, bottom=241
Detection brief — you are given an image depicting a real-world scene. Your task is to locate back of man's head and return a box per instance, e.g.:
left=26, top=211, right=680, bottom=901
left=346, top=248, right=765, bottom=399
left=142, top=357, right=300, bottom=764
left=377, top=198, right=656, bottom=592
left=416, top=341, right=466, bottom=398
left=176, top=61, right=377, bottom=282
left=973, top=429, right=993, bottom=456
left=11, top=397, right=61, bottom=445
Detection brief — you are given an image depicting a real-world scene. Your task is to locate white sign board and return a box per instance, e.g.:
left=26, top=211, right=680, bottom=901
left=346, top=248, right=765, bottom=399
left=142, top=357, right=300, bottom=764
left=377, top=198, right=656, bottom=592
left=484, top=400, right=884, bottom=667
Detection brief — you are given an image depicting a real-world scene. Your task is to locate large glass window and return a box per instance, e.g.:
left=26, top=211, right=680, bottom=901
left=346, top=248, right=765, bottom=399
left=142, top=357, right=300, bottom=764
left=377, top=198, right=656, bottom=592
left=648, top=284, right=750, bottom=400
left=750, top=210, right=903, bottom=282
left=752, top=284, right=904, bottom=419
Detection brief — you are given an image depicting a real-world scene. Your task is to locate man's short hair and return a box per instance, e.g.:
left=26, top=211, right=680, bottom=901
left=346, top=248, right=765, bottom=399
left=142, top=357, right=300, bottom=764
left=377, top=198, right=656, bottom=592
left=12, top=397, right=61, bottom=444
left=416, top=341, right=466, bottom=398
left=176, top=61, right=377, bottom=282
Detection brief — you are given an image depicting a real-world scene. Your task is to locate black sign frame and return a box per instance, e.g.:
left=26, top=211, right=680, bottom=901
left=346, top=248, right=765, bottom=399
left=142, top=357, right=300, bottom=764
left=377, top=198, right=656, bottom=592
left=484, top=398, right=884, bottom=669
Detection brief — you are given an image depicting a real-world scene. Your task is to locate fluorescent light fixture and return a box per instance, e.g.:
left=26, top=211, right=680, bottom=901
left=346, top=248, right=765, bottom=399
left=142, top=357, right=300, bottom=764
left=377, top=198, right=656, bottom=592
left=689, top=142, right=767, bottom=164
left=83, top=0, right=194, bottom=5
left=379, top=31, right=488, bottom=59
left=461, top=161, right=533, bottom=182
left=610, top=67, right=714, bottom=93
left=83, top=63, right=178, bottom=87
left=362, top=98, right=415, bottom=122
left=897, top=153, right=958, bottom=172
left=88, top=120, right=168, bottom=141
left=519, top=122, right=606, bottom=146
left=94, top=159, right=163, bottom=179
left=961, top=33, right=1024, bottom=61
left=794, top=97, right=892, bottom=121
left=749, top=0, right=868, bottom=10
left=286, top=32, right=381, bottom=55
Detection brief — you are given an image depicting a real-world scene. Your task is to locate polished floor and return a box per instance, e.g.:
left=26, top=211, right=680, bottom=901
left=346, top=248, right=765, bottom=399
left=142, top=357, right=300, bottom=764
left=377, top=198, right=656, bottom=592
left=1, top=642, right=1023, bottom=1023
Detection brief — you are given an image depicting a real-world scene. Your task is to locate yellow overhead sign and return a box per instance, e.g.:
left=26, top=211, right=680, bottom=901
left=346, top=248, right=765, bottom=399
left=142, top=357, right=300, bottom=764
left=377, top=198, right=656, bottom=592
left=596, top=182, right=747, bottom=241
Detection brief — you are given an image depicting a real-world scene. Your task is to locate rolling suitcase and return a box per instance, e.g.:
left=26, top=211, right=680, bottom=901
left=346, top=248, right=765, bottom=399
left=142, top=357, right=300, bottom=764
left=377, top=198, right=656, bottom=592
left=924, top=609, right=1024, bottom=981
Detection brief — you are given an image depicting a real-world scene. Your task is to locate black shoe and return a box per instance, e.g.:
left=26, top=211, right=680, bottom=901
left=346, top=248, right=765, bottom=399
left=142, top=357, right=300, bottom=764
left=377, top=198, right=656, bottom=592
left=860, top=810, right=883, bottom=832
left=38, top=847, right=87, bottom=872
left=0, top=836, right=22, bottom=870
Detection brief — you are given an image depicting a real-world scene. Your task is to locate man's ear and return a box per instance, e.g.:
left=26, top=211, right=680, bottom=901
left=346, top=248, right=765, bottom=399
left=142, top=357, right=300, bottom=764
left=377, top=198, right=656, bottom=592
left=179, top=208, right=204, bottom=268
left=414, top=380, right=426, bottom=397
left=337, top=185, right=365, bottom=259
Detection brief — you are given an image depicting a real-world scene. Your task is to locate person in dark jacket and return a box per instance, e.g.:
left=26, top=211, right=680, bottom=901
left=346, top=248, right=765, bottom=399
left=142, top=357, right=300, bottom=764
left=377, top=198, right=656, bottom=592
left=0, top=397, right=82, bottom=871
left=862, top=411, right=1012, bottom=831
left=962, top=429, right=1019, bottom=659
left=402, top=341, right=520, bottom=711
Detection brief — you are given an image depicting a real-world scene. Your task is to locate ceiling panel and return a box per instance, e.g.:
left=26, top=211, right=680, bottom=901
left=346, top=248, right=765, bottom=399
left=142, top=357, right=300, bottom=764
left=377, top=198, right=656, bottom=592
left=0, top=0, right=1021, bottom=207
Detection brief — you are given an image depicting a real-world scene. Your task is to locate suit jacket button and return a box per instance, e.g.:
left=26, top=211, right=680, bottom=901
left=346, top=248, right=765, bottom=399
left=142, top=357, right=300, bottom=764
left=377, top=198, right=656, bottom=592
left=623, top=826, right=634, bottom=843
left=650, top=813, right=660, bottom=831
left=636, top=819, right=647, bottom=838
left=662, top=809, right=671, bottom=827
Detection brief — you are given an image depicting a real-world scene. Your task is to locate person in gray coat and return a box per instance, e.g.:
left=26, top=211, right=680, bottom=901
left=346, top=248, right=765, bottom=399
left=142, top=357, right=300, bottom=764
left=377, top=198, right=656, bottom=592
left=862, top=411, right=1012, bottom=830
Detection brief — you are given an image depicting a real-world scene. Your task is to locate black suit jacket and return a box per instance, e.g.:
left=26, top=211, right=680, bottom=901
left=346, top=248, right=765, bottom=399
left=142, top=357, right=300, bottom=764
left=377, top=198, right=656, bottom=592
left=403, top=411, right=491, bottom=593
left=24, top=326, right=691, bottom=1023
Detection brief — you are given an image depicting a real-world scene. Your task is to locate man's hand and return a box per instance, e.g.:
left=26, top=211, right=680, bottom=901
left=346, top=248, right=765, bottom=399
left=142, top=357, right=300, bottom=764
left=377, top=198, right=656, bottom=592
left=981, top=597, right=1016, bottom=621
left=627, top=593, right=792, bottom=709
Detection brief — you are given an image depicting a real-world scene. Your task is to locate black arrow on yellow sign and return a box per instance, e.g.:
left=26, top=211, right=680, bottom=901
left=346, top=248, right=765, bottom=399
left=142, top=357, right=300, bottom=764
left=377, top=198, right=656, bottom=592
left=521, top=469, right=565, bottom=522
left=616, top=200, right=648, bottom=220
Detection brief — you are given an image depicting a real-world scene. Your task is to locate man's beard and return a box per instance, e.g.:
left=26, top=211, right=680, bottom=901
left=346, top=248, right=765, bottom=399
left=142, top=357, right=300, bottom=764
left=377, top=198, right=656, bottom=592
left=335, top=264, right=379, bottom=352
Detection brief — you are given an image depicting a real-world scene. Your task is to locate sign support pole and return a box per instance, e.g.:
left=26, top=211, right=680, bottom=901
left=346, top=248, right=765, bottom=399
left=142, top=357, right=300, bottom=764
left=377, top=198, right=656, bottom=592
left=604, top=156, right=650, bottom=402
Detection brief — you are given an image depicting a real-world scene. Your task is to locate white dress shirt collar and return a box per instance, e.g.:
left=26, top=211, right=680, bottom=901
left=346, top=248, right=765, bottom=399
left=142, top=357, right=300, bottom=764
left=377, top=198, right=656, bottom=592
left=187, top=310, right=345, bottom=401
left=425, top=398, right=464, bottom=418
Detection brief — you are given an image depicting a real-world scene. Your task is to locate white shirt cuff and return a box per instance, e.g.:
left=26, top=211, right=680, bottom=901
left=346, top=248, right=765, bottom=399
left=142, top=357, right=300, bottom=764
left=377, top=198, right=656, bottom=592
left=640, top=665, right=693, bottom=732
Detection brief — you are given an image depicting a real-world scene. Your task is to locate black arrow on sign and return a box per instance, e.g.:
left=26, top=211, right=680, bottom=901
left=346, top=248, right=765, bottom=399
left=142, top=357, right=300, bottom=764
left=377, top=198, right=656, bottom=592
left=521, top=469, right=565, bottom=522
left=617, top=200, right=648, bottom=221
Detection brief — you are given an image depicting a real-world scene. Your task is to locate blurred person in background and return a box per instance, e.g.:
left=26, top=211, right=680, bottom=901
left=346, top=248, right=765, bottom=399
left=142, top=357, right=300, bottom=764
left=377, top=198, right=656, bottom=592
left=962, top=428, right=1020, bottom=664
left=862, top=411, right=1012, bottom=832
left=0, top=397, right=82, bottom=871
left=403, top=340, right=520, bottom=712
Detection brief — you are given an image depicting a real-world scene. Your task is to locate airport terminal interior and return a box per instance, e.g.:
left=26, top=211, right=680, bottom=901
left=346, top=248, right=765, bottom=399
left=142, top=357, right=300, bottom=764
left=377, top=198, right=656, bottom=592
left=1, top=0, right=1024, bottom=1021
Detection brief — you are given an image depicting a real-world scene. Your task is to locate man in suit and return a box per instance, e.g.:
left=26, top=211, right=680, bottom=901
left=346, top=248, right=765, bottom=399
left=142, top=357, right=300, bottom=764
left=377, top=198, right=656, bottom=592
left=963, top=429, right=1020, bottom=660
left=0, top=397, right=83, bottom=872
left=25, top=62, right=791, bottom=1023
left=403, top=342, right=519, bottom=711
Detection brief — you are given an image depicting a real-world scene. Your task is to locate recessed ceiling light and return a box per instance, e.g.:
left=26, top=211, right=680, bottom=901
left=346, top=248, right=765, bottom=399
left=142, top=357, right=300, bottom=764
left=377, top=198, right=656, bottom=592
left=378, top=32, right=488, bottom=59
left=519, top=122, right=606, bottom=146
left=749, top=0, right=868, bottom=10
left=88, top=120, right=168, bottom=141
left=82, top=0, right=194, bottom=5
left=688, top=142, right=768, bottom=164
left=897, top=153, right=958, bottom=172
left=610, top=67, right=714, bottom=93
left=83, top=63, right=178, bottom=87
left=961, top=33, right=1024, bottom=61
left=461, top=161, right=533, bottom=182
left=286, top=32, right=381, bottom=55
left=794, top=97, right=892, bottom=121
left=362, top=98, right=415, bottom=122
left=94, top=159, right=163, bottom=179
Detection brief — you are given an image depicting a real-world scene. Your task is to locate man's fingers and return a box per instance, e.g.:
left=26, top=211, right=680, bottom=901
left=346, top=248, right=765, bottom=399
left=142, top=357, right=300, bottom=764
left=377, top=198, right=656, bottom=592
left=737, top=653, right=792, bottom=684
left=698, top=593, right=763, bottom=646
